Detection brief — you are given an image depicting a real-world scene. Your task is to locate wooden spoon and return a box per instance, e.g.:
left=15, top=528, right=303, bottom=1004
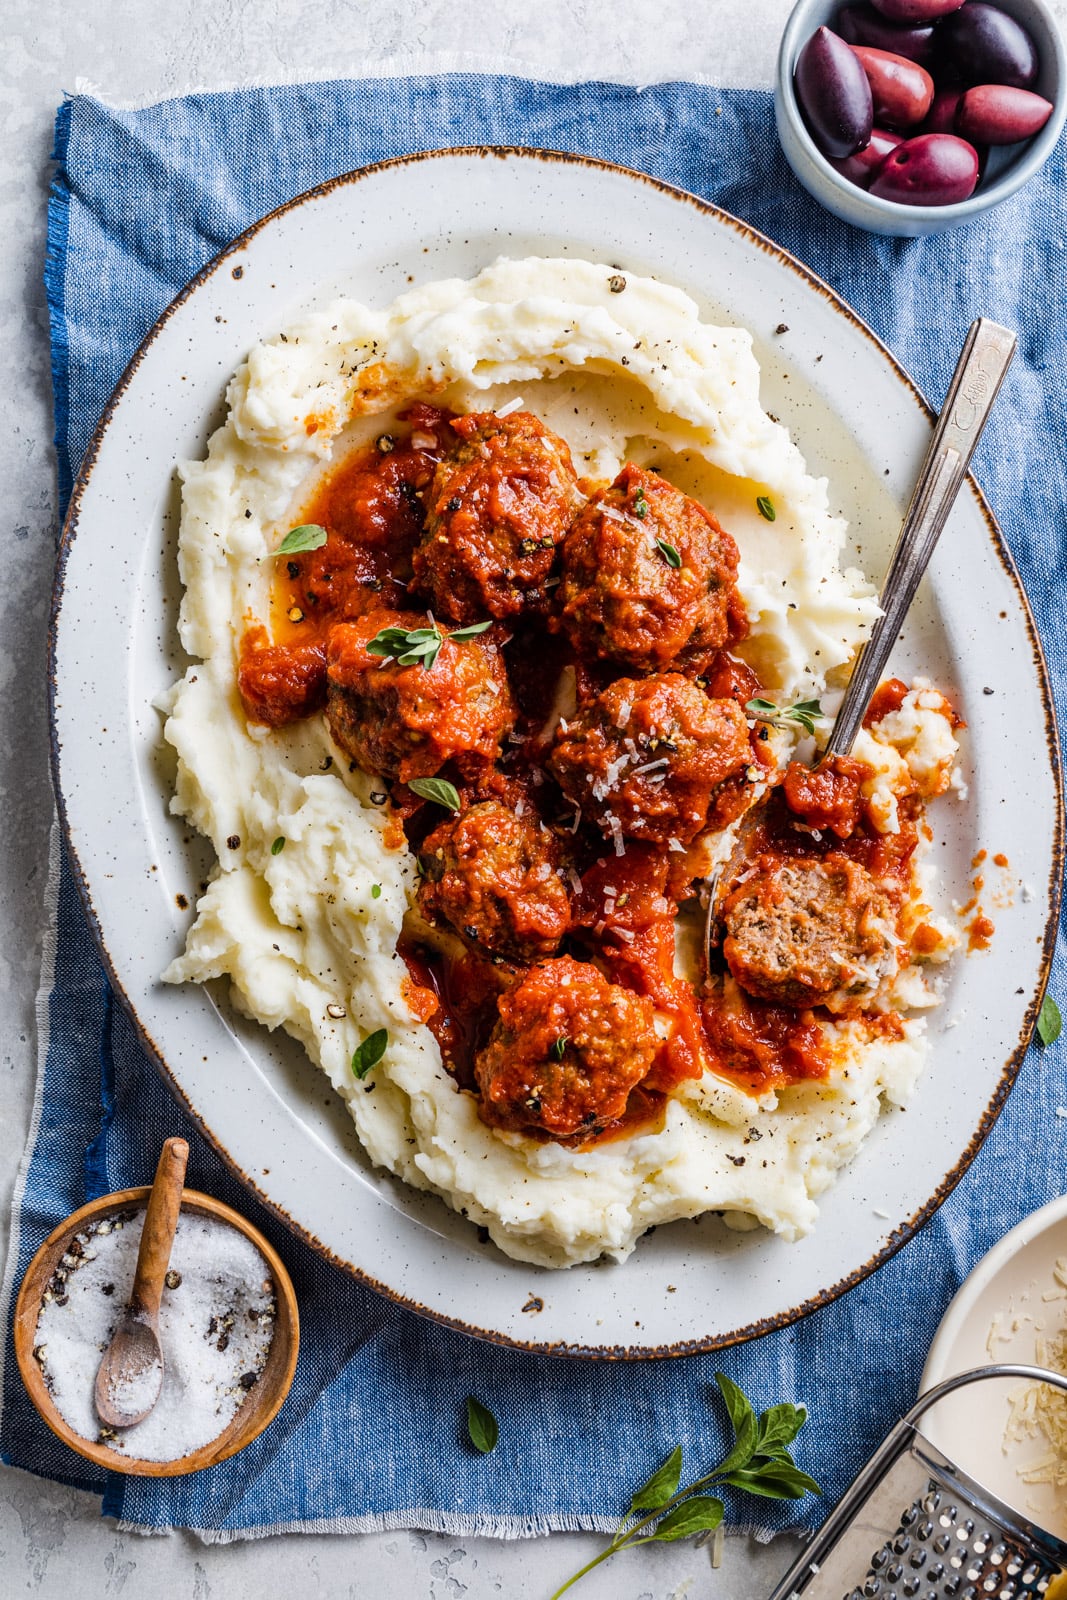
left=94, top=1137, right=189, bottom=1429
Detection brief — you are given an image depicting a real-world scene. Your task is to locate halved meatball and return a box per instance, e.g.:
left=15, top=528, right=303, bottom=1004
left=474, top=956, right=656, bottom=1140
left=556, top=464, right=744, bottom=671
left=721, top=855, right=898, bottom=1010
left=325, top=610, right=514, bottom=783
left=413, top=411, right=582, bottom=623
left=418, top=801, right=571, bottom=962
left=548, top=674, right=751, bottom=846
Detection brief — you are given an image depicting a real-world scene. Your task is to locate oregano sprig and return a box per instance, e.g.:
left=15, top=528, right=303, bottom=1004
left=548, top=1374, right=818, bottom=1599
left=365, top=616, right=491, bottom=672
left=745, top=696, right=825, bottom=739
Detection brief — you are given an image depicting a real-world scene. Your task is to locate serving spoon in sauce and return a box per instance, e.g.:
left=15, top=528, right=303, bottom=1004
left=94, top=1136, right=189, bottom=1430
left=704, top=317, right=1017, bottom=975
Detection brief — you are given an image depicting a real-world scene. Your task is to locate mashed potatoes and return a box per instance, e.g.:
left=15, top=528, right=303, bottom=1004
left=161, top=258, right=960, bottom=1268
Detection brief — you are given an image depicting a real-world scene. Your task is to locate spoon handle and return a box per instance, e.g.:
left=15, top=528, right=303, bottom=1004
left=823, top=317, right=1016, bottom=761
left=127, top=1137, right=189, bottom=1323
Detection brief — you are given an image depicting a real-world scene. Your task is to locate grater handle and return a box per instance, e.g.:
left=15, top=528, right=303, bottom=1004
left=906, top=1361, right=1067, bottom=1423
left=767, top=1364, right=1067, bottom=1600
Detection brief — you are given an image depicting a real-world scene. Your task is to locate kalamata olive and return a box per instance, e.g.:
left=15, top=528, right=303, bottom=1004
left=830, top=127, right=904, bottom=185
left=837, top=5, right=936, bottom=65
left=922, top=86, right=965, bottom=132
left=869, top=0, right=963, bottom=19
left=870, top=132, right=980, bottom=202
left=956, top=83, right=1054, bottom=142
left=937, top=4, right=1039, bottom=89
left=851, top=45, right=935, bottom=127
left=795, top=26, right=875, bottom=158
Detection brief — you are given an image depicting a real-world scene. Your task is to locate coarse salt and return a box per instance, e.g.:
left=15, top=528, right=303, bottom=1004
left=34, top=1208, right=277, bottom=1463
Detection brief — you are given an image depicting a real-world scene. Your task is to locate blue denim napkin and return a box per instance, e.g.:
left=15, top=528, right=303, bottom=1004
left=2, top=75, right=1065, bottom=1540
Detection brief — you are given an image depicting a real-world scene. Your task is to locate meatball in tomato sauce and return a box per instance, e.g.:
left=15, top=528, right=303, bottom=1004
left=413, top=411, right=582, bottom=624
left=418, top=801, right=571, bottom=962
left=721, top=855, right=897, bottom=1011
left=475, top=957, right=656, bottom=1140
left=556, top=464, right=744, bottom=672
left=549, top=674, right=751, bottom=847
left=325, top=610, right=515, bottom=784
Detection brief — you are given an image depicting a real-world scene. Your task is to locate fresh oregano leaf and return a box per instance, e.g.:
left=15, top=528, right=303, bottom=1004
left=275, top=523, right=328, bottom=555
left=723, top=1462, right=821, bottom=1499
left=655, top=539, right=682, bottom=568
left=351, top=1028, right=388, bottom=1080
left=370, top=884, right=382, bottom=900
left=1038, top=994, right=1062, bottom=1046
left=715, top=1372, right=755, bottom=1439
left=466, top=1396, right=499, bottom=1454
left=756, top=495, right=776, bottom=522
left=629, top=1445, right=683, bottom=1513
left=755, top=1403, right=807, bottom=1457
left=407, top=777, right=461, bottom=812
left=271, top=836, right=286, bottom=855
left=448, top=620, right=493, bottom=641
left=713, top=1372, right=758, bottom=1475
left=652, top=1496, right=724, bottom=1541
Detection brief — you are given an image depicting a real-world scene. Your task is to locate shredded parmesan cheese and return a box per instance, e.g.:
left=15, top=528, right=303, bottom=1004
left=1004, top=1323, right=1067, bottom=1486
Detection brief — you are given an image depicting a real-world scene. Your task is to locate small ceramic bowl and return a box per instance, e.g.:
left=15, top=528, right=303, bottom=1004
left=775, top=0, right=1066, bottom=235
left=921, top=1194, right=1067, bottom=1535
left=14, top=1186, right=299, bottom=1477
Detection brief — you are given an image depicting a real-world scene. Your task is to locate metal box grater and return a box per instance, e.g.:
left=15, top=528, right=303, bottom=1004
left=769, top=1366, right=1067, bottom=1600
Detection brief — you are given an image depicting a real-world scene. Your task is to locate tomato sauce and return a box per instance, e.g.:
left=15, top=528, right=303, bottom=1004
left=238, top=405, right=455, bottom=726
left=700, top=987, right=830, bottom=1093
left=863, top=676, right=909, bottom=727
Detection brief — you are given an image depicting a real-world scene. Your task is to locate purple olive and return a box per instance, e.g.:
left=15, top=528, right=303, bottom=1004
left=921, top=86, right=965, bottom=132
left=869, top=0, right=964, bottom=19
left=795, top=26, right=875, bottom=158
left=956, top=83, right=1054, bottom=142
left=831, top=126, right=904, bottom=185
left=870, top=132, right=980, bottom=202
left=837, top=5, right=936, bottom=66
left=937, top=4, right=1039, bottom=89
left=852, top=45, right=936, bottom=127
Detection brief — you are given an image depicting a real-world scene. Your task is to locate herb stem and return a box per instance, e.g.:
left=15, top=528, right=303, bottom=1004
left=548, top=1547, right=618, bottom=1600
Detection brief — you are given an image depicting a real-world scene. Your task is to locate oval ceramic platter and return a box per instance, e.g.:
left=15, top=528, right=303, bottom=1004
left=51, top=149, right=1061, bottom=1356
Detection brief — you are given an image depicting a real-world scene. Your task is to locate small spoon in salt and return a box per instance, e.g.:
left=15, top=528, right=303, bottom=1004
left=94, top=1136, right=189, bottom=1429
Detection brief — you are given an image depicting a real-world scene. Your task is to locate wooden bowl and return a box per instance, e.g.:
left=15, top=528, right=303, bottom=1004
left=14, top=1186, right=299, bottom=1477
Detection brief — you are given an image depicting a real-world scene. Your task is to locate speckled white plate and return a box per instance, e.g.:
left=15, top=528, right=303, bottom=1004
left=50, top=149, right=1062, bottom=1356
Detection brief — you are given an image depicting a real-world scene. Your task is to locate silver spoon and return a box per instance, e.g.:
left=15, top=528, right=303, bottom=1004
left=94, top=1137, right=189, bottom=1430
left=704, top=317, right=1017, bottom=974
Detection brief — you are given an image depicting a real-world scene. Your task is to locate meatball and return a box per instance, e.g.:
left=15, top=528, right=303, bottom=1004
left=474, top=957, right=657, bottom=1140
left=556, top=463, right=744, bottom=671
left=549, top=674, right=751, bottom=846
left=325, top=610, right=515, bottom=783
left=721, top=855, right=898, bottom=1010
left=413, top=411, right=582, bottom=623
left=418, top=801, right=571, bottom=962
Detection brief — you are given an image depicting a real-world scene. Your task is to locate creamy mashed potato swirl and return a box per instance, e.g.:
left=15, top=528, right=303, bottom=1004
left=162, top=258, right=958, bottom=1268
